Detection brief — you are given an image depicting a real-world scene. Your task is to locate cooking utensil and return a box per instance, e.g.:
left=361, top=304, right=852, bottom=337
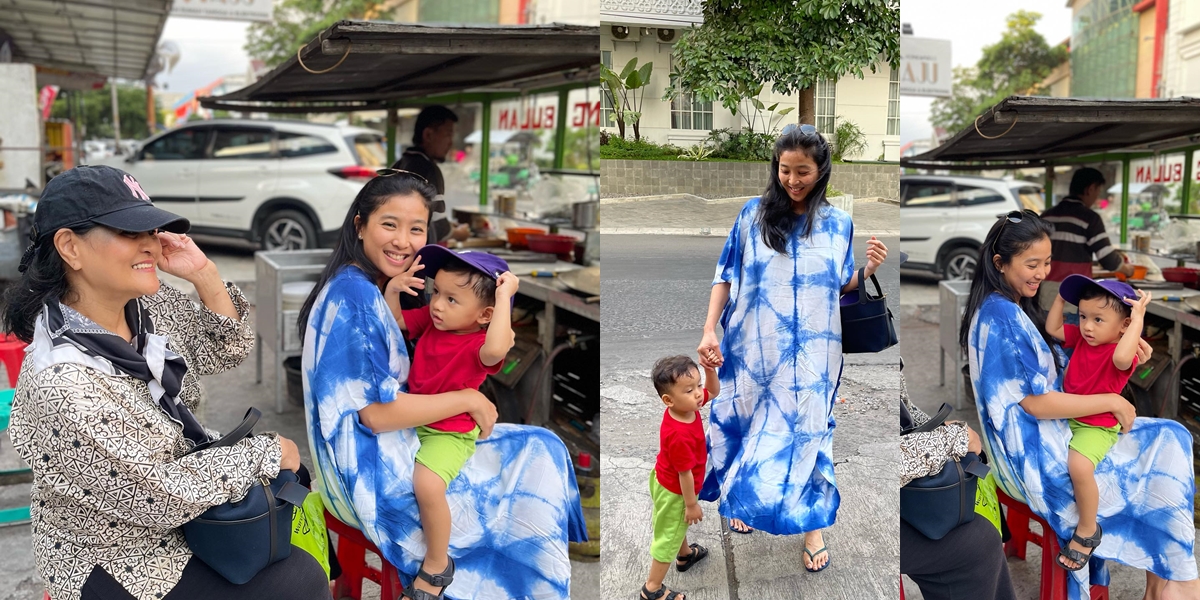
left=1185, top=295, right=1200, bottom=313
left=1131, top=280, right=1184, bottom=290
left=528, top=270, right=557, bottom=277
left=571, top=201, right=599, bottom=229
left=527, top=234, right=577, bottom=260
left=506, top=227, right=546, bottom=249
left=557, top=266, right=600, bottom=296
left=1163, top=267, right=1200, bottom=289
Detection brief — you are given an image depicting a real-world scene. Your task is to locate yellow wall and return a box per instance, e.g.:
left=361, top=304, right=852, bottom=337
left=1137, top=6, right=1157, bottom=98
left=500, top=0, right=522, bottom=24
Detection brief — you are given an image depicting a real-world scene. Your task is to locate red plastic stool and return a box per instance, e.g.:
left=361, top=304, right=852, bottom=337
left=324, top=510, right=404, bottom=600
left=899, top=576, right=905, bottom=599
left=0, top=334, right=27, bottom=388
left=997, top=488, right=1109, bottom=600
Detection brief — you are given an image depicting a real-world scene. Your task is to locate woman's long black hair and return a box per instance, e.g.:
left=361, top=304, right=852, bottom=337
left=3, top=224, right=96, bottom=343
left=297, top=174, right=437, bottom=342
left=958, top=213, right=1062, bottom=372
left=757, top=126, right=834, bottom=254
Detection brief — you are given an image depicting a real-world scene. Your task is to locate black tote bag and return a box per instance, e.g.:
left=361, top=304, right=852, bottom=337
left=840, top=267, right=899, bottom=354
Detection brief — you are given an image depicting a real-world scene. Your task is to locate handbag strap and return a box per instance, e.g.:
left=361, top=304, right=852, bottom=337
left=186, top=408, right=261, bottom=455
left=855, top=268, right=885, bottom=305
left=901, top=402, right=953, bottom=436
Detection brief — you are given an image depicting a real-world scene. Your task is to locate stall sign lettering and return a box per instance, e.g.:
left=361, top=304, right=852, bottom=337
left=497, top=102, right=601, bottom=129
left=1133, top=161, right=1200, bottom=184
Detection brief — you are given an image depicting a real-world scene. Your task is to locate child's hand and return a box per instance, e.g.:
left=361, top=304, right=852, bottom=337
left=685, top=503, right=703, bottom=526
left=386, top=255, right=425, bottom=297
left=1128, top=289, right=1151, bottom=319
left=495, top=271, right=519, bottom=298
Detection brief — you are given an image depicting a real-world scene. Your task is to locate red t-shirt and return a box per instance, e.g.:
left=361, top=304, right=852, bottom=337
left=1062, top=324, right=1137, bottom=428
left=401, top=306, right=502, bottom=432
left=654, top=390, right=708, bottom=495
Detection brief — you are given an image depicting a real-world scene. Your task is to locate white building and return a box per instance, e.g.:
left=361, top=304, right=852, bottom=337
left=600, top=0, right=900, bottom=160
left=1161, top=0, right=1200, bottom=98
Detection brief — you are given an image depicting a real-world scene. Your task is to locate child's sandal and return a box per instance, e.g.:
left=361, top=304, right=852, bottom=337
left=1057, top=524, right=1102, bottom=572
left=639, top=583, right=686, bottom=599
left=675, top=543, right=709, bottom=572
left=402, top=556, right=456, bottom=600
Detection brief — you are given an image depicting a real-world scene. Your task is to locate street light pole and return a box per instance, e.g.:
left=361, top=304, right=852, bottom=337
left=111, top=80, right=122, bottom=155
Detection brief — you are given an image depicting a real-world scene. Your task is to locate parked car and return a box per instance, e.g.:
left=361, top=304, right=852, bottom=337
left=900, top=175, right=1044, bottom=280
left=96, top=120, right=387, bottom=250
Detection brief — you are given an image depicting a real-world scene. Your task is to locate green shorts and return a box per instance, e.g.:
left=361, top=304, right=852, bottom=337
left=1068, top=419, right=1120, bottom=467
left=649, top=471, right=688, bottom=564
left=415, top=425, right=479, bottom=486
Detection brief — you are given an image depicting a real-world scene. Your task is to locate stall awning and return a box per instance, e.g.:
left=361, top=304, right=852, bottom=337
left=902, top=96, right=1200, bottom=169
left=0, top=0, right=170, bottom=81
left=200, top=21, right=600, bottom=113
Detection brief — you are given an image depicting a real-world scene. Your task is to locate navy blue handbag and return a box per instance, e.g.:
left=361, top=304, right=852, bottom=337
left=840, top=268, right=898, bottom=354
left=899, top=402, right=991, bottom=540
left=181, top=408, right=309, bottom=584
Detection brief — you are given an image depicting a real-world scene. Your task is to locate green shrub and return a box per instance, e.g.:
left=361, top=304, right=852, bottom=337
left=598, top=136, right=685, bottom=160
left=832, top=119, right=868, bottom=162
left=706, top=128, right=776, bottom=161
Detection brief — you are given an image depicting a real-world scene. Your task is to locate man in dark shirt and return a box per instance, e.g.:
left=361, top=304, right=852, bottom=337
left=1038, top=167, right=1134, bottom=310
left=392, top=105, right=459, bottom=243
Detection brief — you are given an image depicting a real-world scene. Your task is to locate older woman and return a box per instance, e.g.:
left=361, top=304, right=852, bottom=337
left=4, top=166, right=327, bottom=600
left=696, top=125, right=886, bottom=571
left=299, top=171, right=586, bottom=600
left=963, top=210, right=1200, bottom=600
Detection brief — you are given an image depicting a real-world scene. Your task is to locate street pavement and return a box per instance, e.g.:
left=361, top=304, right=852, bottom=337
left=0, top=239, right=599, bottom=600
left=600, top=194, right=900, bottom=238
left=898, top=272, right=1200, bottom=600
left=600, top=207, right=901, bottom=599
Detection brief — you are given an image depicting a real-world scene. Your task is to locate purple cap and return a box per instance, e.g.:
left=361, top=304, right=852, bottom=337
left=413, top=245, right=510, bottom=282
left=1058, top=274, right=1136, bottom=307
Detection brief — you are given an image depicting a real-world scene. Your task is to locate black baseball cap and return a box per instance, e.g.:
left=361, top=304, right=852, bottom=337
left=33, top=165, right=189, bottom=241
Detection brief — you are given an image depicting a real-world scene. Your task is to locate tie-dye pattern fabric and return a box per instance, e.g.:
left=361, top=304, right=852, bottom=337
left=301, top=265, right=587, bottom=600
left=968, top=292, right=1197, bottom=598
left=699, top=198, right=855, bottom=535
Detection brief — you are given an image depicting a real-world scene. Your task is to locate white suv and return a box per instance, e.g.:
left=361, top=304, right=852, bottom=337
left=900, top=175, right=1044, bottom=280
left=97, top=120, right=387, bottom=250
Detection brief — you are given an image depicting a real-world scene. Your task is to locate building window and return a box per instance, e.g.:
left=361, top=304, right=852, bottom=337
left=888, top=67, right=900, bottom=136
left=816, top=79, right=837, bottom=135
left=601, top=51, right=614, bottom=128
left=669, top=55, right=713, bottom=130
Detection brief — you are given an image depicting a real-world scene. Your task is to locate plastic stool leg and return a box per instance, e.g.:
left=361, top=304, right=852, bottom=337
left=900, top=577, right=906, bottom=600
left=1090, top=585, right=1109, bottom=600
left=1003, top=505, right=1031, bottom=560
left=1043, top=533, right=1069, bottom=600
left=380, top=561, right=403, bottom=600
left=333, top=533, right=367, bottom=600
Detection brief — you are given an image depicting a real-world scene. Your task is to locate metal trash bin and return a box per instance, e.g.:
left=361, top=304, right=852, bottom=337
left=939, top=280, right=972, bottom=409
left=255, top=249, right=332, bottom=413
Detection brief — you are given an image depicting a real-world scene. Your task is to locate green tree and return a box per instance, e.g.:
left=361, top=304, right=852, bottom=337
left=245, top=0, right=385, bottom=68
left=667, top=0, right=899, bottom=125
left=49, top=84, right=163, bottom=141
left=930, top=11, right=1067, bottom=134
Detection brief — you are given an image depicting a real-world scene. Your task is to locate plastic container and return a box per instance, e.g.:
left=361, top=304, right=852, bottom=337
left=1163, top=267, right=1200, bottom=289
left=506, top=227, right=546, bottom=249
left=527, top=234, right=577, bottom=261
left=282, top=281, right=317, bottom=311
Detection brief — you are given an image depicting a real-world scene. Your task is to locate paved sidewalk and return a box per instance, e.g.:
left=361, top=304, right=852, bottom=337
left=601, top=195, right=899, bottom=238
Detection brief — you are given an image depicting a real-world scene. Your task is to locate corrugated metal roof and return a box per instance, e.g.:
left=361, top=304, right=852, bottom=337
left=902, top=96, right=1200, bottom=169
left=0, top=0, right=170, bottom=80
left=201, top=21, right=600, bottom=112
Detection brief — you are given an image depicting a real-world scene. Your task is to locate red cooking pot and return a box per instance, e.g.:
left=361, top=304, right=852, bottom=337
left=1162, top=267, right=1200, bottom=289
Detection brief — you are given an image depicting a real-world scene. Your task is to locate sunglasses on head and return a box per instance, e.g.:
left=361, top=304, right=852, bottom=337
left=375, top=168, right=429, bottom=185
left=991, top=209, right=1042, bottom=256
left=782, top=123, right=819, bottom=136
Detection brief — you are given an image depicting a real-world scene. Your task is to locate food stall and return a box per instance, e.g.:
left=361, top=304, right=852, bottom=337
left=202, top=23, right=601, bottom=552
left=904, top=97, right=1200, bottom=504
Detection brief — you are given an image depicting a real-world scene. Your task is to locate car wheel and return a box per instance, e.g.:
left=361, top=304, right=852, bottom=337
left=942, top=247, right=978, bottom=281
left=260, top=209, right=317, bottom=251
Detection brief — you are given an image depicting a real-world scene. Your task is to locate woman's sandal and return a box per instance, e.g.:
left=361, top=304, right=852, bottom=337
left=803, top=545, right=831, bottom=573
left=1057, top=524, right=1102, bottom=572
left=639, top=583, right=686, bottom=599
left=401, top=556, right=456, bottom=600
left=675, top=543, right=709, bottom=572
left=728, top=519, right=754, bottom=534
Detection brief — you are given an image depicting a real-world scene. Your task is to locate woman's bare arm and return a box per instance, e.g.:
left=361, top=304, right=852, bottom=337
left=358, top=388, right=498, bottom=438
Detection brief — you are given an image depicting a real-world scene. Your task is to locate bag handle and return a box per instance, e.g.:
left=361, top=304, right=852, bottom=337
left=855, top=267, right=885, bottom=305
left=186, top=408, right=261, bottom=455
left=901, top=402, right=953, bottom=436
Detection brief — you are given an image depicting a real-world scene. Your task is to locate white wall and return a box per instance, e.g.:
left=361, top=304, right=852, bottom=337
left=0, top=64, right=41, bottom=189
left=1164, top=0, right=1200, bottom=98
left=533, top=0, right=600, bottom=25
left=600, top=31, right=898, bottom=160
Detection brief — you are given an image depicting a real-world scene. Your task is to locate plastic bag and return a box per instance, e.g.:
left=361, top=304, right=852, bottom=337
left=291, top=491, right=331, bottom=579
left=975, top=471, right=1002, bottom=535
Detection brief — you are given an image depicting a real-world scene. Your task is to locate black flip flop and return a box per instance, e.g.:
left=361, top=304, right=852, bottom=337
left=1058, top=524, right=1102, bottom=571
left=639, top=583, right=686, bottom=599
left=728, top=519, right=754, bottom=534
left=675, top=543, right=709, bottom=572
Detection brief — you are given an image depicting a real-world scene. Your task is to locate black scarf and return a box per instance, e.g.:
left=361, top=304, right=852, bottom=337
left=43, top=300, right=210, bottom=447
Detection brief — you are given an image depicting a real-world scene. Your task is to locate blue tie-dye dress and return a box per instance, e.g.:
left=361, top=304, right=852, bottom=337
left=301, top=265, right=587, bottom=600
left=699, top=199, right=855, bottom=535
left=968, top=292, right=1197, bottom=598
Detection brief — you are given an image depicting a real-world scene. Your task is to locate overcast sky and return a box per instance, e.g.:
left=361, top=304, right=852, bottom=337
left=155, top=17, right=252, bottom=97
left=900, top=0, right=1072, bottom=147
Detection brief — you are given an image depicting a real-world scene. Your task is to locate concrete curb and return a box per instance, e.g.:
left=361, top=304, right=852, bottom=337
left=600, top=227, right=901, bottom=237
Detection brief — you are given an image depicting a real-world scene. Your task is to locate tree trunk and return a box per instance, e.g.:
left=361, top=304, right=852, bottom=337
left=632, top=120, right=641, bottom=142
left=799, top=86, right=816, bottom=127
left=616, top=116, right=626, bottom=140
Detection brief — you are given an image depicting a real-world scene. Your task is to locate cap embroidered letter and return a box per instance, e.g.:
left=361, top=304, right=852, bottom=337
left=123, top=174, right=151, bottom=202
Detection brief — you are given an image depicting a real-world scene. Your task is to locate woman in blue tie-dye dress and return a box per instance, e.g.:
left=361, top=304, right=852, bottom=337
left=962, top=210, right=1200, bottom=600
left=696, top=125, right=887, bottom=572
left=297, top=173, right=586, bottom=600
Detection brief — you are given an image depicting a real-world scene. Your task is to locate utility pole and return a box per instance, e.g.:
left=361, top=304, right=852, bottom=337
left=111, top=80, right=122, bottom=155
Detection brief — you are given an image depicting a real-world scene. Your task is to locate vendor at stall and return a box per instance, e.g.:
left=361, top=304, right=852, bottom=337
left=1039, top=167, right=1136, bottom=311
left=392, top=105, right=467, bottom=244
